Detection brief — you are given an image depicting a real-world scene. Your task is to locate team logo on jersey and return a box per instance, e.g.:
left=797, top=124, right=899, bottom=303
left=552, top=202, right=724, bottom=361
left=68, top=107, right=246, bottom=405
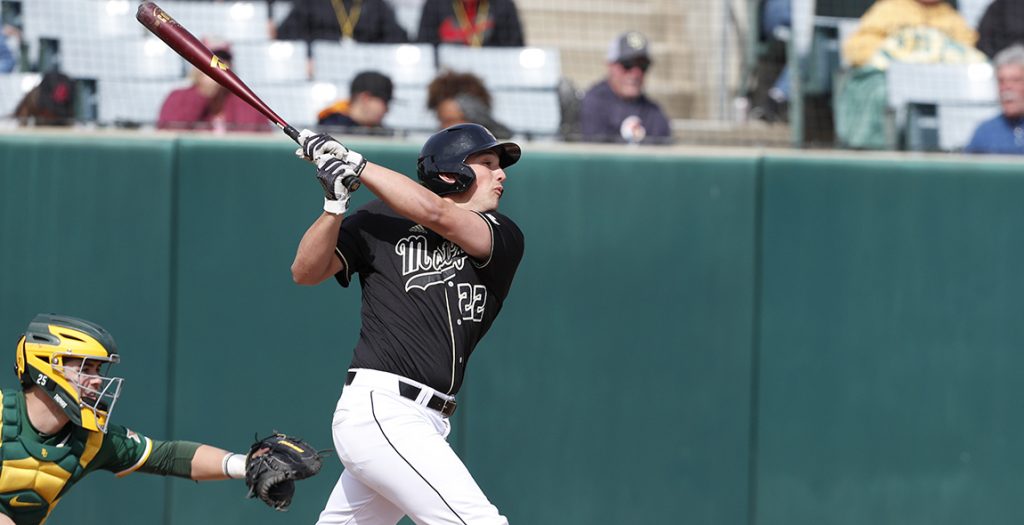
left=126, top=429, right=141, bottom=444
left=396, top=235, right=467, bottom=292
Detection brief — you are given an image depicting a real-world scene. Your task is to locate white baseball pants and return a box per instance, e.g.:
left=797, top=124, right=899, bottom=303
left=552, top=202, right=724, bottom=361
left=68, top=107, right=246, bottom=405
left=315, top=369, right=508, bottom=525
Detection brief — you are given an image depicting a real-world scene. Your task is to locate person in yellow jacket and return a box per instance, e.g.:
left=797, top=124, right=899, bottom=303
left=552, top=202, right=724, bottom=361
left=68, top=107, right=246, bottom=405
left=842, top=0, right=978, bottom=68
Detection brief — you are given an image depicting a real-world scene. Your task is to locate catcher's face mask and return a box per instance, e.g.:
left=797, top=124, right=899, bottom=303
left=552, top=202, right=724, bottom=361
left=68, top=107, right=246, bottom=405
left=54, top=356, right=124, bottom=432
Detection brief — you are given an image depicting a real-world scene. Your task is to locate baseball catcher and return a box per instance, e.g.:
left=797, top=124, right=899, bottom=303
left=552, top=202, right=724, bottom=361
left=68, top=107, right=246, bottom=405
left=0, top=313, right=324, bottom=525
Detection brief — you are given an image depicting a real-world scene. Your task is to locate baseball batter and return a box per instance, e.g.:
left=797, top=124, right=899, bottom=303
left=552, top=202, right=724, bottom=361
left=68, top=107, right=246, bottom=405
left=290, top=123, right=525, bottom=524
left=0, top=313, right=317, bottom=525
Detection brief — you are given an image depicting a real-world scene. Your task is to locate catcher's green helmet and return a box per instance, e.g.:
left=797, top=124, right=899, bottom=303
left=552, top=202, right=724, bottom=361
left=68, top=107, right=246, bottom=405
left=15, top=314, right=124, bottom=433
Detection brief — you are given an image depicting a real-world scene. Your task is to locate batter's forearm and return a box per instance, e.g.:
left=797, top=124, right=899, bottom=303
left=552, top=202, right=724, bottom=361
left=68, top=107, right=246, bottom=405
left=292, top=212, right=345, bottom=285
left=360, top=162, right=447, bottom=226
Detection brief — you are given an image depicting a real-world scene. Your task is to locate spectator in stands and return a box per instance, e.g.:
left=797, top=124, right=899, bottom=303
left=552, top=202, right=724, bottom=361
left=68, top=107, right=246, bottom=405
left=1, top=13, right=20, bottom=73
left=317, top=70, right=394, bottom=135
left=578, top=31, right=671, bottom=144
left=841, top=0, right=978, bottom=69
left=275, top=0, right=408, bottom=43
left=976, top=0, right=1024, bottom=59
left=416, top=0, right=524, bottom=47
left=427, top=69, right=512, bottom=138
left=156, top=41, right=269, bottom=132
left=835, top=0, right=984, bottom=149
left=964, top=44, right=1024, bottom=155
left=13, top=72, right=75, bottom=126
left=752, top=0, right=792, bottom=123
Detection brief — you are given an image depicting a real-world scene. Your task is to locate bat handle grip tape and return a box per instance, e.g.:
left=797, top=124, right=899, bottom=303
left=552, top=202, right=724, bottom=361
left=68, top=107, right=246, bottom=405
left=283, top=125, right=300, bottom=143
left=342, top=176, right=362, bottom=192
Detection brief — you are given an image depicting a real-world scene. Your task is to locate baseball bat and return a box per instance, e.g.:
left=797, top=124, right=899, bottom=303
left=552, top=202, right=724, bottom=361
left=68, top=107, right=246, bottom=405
left=136, top=1, right=298, bottom=141
left=136, top=2, right=360, bottom=191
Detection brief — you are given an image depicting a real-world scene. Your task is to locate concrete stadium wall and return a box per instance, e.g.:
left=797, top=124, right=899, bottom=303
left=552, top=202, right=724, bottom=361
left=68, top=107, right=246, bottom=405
left=0, top=132, right=1020, bottom=525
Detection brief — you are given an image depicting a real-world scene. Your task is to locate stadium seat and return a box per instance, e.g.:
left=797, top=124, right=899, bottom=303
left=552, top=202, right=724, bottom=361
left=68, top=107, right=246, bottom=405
left=156, top=1, right=271, bottom=43
left=22, top=0, right=142, bottom=70
left=957, top=0, right=994, bottom=29
left=937, top=102, right=1001, bottom=152
left=0, top=73, right=43, bottom=119
left=312, top=41, right=436, bottom=87
left=887, top=62, right=998, bottom=151
left=437, top=45, right=562, bottom=89
left=886, top=62, right=998, bottom=110
left=230, top=41, right=309, bottom=84
left=97, top=79, right=189, bottom=127
left=491, top=89, right=561, bottom=137
left=22, top=0, right=140, bottom=40
left=248, top=81, right=342, bottom=129
left=270, top=1, right=293, bottom=26
left=390, top=0, right=426, bottom=41
left=382, top=85, right=437, bottom=133
left=59, top=36, right=186, bottom=81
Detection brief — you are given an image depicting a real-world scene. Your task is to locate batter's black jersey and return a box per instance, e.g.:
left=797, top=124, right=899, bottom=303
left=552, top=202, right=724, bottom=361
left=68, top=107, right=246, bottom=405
left=334, top=199, right=524, bottom=395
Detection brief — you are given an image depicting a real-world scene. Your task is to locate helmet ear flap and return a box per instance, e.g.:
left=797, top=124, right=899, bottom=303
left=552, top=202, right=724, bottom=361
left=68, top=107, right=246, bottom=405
left=15, top=336, right=28, bottom=386
left=418, top=155, right=474, bottom=195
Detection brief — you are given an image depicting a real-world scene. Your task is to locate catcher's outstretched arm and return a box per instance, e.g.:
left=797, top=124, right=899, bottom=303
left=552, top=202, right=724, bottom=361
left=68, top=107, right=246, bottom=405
left=194, top=444, right=247, bottom=481
left=137, top=441, right=246, bottom=481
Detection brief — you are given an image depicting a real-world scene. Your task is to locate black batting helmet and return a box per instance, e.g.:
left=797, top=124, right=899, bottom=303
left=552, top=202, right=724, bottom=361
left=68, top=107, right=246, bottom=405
left=417, top=123, right=521, bottom=195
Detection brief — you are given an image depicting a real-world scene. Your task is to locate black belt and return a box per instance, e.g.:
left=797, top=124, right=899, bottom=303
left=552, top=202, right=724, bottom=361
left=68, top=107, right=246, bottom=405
left=346, top=371, right=457, bottom=417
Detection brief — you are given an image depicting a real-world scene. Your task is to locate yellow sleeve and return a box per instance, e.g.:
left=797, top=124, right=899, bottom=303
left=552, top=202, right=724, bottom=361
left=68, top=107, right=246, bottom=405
left=936, top=4, right=978, bottom=47
left=843, top=1, right=899, bottom=67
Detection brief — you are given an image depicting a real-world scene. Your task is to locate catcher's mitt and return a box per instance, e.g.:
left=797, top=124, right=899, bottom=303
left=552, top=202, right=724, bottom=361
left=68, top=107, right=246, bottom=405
left=245, top=433, right=325, bottom=511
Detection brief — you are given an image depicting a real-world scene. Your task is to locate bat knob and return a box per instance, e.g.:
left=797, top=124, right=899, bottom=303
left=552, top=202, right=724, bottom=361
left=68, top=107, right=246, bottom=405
left=343, top=176, right=361, bottom=193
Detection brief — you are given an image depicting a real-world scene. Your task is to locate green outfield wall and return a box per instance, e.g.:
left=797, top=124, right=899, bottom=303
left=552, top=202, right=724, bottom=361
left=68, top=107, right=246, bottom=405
left=1, top=133, right=1021, bottom=525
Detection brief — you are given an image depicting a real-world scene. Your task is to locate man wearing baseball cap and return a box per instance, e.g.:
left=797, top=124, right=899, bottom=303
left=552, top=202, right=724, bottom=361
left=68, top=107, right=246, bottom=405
left=318, top=71, right=395, bottom=136
left=578, top=30, right=672, bottom=144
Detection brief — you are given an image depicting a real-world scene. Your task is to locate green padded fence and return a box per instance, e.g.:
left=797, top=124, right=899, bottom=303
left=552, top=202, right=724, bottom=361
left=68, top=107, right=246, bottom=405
left=1, top=133, right=1021, bottom=525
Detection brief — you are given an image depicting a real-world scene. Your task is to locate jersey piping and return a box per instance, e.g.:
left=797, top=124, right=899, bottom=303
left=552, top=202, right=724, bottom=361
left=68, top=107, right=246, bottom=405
left=335, top=247, right=353, bottom=285
left=114, top=437, right=153, bottom=478
left=370, top=391, right=468, bottom=525
left=444, top=291, right=456, bottom=394
left=470, top=211, right=495, bottom=269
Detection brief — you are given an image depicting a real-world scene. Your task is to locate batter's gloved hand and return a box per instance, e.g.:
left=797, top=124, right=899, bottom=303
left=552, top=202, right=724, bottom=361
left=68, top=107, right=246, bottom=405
left=295, top=129, right=349, bottom=163
left=245, top=433, right=325, bottom=512
left=316, top=152, right=366, bottom=214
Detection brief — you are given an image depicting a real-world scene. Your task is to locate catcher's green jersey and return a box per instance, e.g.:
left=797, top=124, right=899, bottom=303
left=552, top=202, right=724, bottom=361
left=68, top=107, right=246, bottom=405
left=0, top=389, right=153, bottom=525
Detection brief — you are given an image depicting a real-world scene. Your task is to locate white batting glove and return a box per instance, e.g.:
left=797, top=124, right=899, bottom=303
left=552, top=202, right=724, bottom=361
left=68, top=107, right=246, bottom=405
left=315, top=153, right=367, bottom=215
left=295, top=129, right=350, bottom=163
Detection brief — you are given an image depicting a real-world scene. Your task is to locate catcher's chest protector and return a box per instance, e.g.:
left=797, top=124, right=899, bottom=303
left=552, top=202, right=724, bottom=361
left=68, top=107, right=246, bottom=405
left=0, top=389, right=102, bottom=525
